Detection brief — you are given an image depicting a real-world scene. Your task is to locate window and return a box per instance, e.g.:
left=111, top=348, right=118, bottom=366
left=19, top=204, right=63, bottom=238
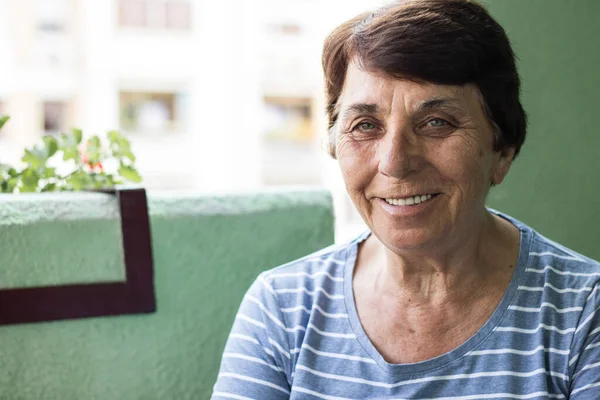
left=266, top=23, right=302, bottom=36
left=35, top=0, right=70, bottom=33
left=263, top=97, right=313, bottom=144
left=33, top=0, right=74, bottom=69
left=119, top=0, right=145, bottom=28
left=166, top=1, right=191, bottom=30
left=118, top=0, right=191, bottom=30
left=260, top=97, right=320, bottom=186
left=43, top=102, right=69, bottom=135
left=119, top=91, right=185, bottom=134
left=145, top=1, right=167, bottom=29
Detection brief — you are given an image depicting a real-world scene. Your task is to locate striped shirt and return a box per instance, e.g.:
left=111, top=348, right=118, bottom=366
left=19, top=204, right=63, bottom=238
left=211, top=211, right=600, bottom=399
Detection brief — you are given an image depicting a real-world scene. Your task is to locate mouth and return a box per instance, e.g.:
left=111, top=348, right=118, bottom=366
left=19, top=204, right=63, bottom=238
left=382, top=193, right=440, bottom=206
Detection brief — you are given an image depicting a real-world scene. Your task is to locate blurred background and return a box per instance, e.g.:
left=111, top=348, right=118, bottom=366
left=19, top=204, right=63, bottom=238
left=0, top=0, right=390, bottom=243
left=0, top=2, right=599, bottom=398
left=0, top=0, right=598, bottom=255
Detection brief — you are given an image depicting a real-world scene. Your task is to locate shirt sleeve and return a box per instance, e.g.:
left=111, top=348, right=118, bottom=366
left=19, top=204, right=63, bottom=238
left=211, top=272, right=293, bottom=400
left=569, top=282, right=600, bottom=399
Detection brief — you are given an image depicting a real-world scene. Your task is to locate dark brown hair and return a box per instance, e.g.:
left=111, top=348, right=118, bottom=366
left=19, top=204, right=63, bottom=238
left=322, top=0, right=527, bottom=158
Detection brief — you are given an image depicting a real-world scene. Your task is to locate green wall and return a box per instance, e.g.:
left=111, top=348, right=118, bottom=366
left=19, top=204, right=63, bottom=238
left=0, top=190, right=334, bottom=399
left=483, top=0, right=600, bottom=260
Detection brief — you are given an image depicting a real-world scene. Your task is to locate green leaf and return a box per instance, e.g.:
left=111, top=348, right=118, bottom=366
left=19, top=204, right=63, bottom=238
left=72, top=128, right=83, bottom=145
left=1, top=178, right=17, bottom=193
left=43, top=167, right=57, bottom=179
left=0, top=116, right=9, bottom=130
left=66, top=170, right=92, bottom=190
left=107, top=130, right=135, bottom=161
left=88, top=136, right=101, bottom=149
left=59, top=129, right=83, bottom=147
left=62, top=146, right=80, bottom=161
left=85, top=136, right=102, bottom=164
left=20, top=168, right=40, bottom=192
left=104, top=174, right=122, bottom=187
left=89, top=172, right=122, bottom=190
left=107, top=130, right=121, bottom=143
left=118, top=165, right=142, bottom=183
left=21, top=137, right=55, bottom=170
left=122, top=150, right=136, bottom=162
left=1, top=125, right=140, bottom=194
left=42, top=136, right=59, bottom=158
left=58, top=130, right=83, bottom=162
left=8, top=178, right=17, bottom=193
left=21, top=149, right=45, bottom=170
left=41, top=182, right=57, bottom=192
left=92, top=178, right=107, bottom=189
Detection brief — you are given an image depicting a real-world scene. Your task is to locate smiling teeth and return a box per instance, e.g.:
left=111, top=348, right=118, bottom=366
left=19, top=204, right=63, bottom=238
left=385, top=194, right=433, bottom=206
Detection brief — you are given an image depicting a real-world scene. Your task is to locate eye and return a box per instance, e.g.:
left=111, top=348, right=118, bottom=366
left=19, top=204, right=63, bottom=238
left=426, top=118, right=449, bottom=127
left=418, top=117, right=455, bottom=137
left=352, top=121, right=378, bottom=132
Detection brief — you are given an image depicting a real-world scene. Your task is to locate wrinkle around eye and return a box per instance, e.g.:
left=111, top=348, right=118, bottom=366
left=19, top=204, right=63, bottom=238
left=344, top=117, right=384, bottom=137
left=418, top=125, right=457, bottom=138
left=416, top=117, right=458, bottom=137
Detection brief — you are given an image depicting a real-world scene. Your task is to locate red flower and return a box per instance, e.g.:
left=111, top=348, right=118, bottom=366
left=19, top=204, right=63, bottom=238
left=81, top=154, right=103, bottom=172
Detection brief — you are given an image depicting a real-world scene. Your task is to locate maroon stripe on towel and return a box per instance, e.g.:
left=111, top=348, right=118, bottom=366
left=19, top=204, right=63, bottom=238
left=0, top=188, right=156, bottom=325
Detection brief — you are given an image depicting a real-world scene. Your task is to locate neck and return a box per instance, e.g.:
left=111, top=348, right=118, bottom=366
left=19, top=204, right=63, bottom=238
left=361, top=211, right=518, bottom=306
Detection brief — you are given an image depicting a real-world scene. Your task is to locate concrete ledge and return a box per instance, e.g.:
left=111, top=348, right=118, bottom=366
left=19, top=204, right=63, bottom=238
left=0, top=188, right=334, bottom=223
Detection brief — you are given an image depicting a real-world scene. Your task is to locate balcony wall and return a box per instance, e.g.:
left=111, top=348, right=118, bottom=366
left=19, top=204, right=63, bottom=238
left=0, top=189, right=334, bottom=399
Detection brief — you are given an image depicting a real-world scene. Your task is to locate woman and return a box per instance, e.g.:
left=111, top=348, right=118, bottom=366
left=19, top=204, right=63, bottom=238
left=212, top=1, right=600, bottom=398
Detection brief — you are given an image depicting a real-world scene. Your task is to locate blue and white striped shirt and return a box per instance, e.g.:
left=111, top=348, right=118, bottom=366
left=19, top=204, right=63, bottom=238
left=212, top=212, right=600, bottom=399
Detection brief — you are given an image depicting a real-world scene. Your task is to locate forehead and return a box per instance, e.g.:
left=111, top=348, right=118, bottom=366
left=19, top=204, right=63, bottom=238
left=337, top=61, right=480, bottom=114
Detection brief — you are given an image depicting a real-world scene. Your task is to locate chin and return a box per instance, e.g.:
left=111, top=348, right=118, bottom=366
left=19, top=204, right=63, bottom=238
left=375, top=224, right=443, bottom=252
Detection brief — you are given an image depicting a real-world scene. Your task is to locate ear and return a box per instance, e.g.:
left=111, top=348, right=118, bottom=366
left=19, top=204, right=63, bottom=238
left=492, top=147, right=516, bottom=185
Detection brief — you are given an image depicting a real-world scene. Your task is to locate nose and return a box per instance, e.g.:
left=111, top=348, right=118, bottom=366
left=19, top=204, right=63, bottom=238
left=377, top=126, right=421, bottom=179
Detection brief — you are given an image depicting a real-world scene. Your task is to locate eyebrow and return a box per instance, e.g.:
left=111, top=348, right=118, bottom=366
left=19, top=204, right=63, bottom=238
left=414, top=97, right=466, bottom=114
left=339, top=103, right=381, bottom=119
left=338, top=97, right=467, bottom=121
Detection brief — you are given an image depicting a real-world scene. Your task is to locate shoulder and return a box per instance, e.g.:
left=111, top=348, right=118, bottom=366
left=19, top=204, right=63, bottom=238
left=528, top=227, right=600, bottom=269
left=256, top=231, right=365, bottom=292
left=493, top=209, right=600, bottom=276
left=527, top=228, right=600, bottom=282
left=243, top=231, right=365, bottom=327
left=528, top=230, right=600, bottom=304
left=501, top=211, right=600, bottom=309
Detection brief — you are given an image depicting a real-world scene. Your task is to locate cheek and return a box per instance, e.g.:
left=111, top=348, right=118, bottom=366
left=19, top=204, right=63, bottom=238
left=339, top=156, right=366, bottom=190
left=338, top=140, right=376, bottom=191
left=433, top=139, right=491, bottom=195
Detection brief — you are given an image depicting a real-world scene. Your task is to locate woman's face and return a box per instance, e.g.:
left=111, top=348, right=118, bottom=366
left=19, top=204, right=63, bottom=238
left=335, top=62, right=514, bottom=252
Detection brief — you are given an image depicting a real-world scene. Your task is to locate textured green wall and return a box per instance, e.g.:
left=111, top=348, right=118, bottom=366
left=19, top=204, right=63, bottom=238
left=483, top=0, right=600, bottom=260
left=0, top=190, right=334, bottom=399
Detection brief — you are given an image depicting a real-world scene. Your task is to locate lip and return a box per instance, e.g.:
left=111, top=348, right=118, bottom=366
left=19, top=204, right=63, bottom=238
left=375, top=194, right=440, bottom=217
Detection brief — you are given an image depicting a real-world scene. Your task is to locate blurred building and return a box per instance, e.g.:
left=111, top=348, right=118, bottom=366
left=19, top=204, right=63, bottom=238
left=0, top=0, right=387, bottom=241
